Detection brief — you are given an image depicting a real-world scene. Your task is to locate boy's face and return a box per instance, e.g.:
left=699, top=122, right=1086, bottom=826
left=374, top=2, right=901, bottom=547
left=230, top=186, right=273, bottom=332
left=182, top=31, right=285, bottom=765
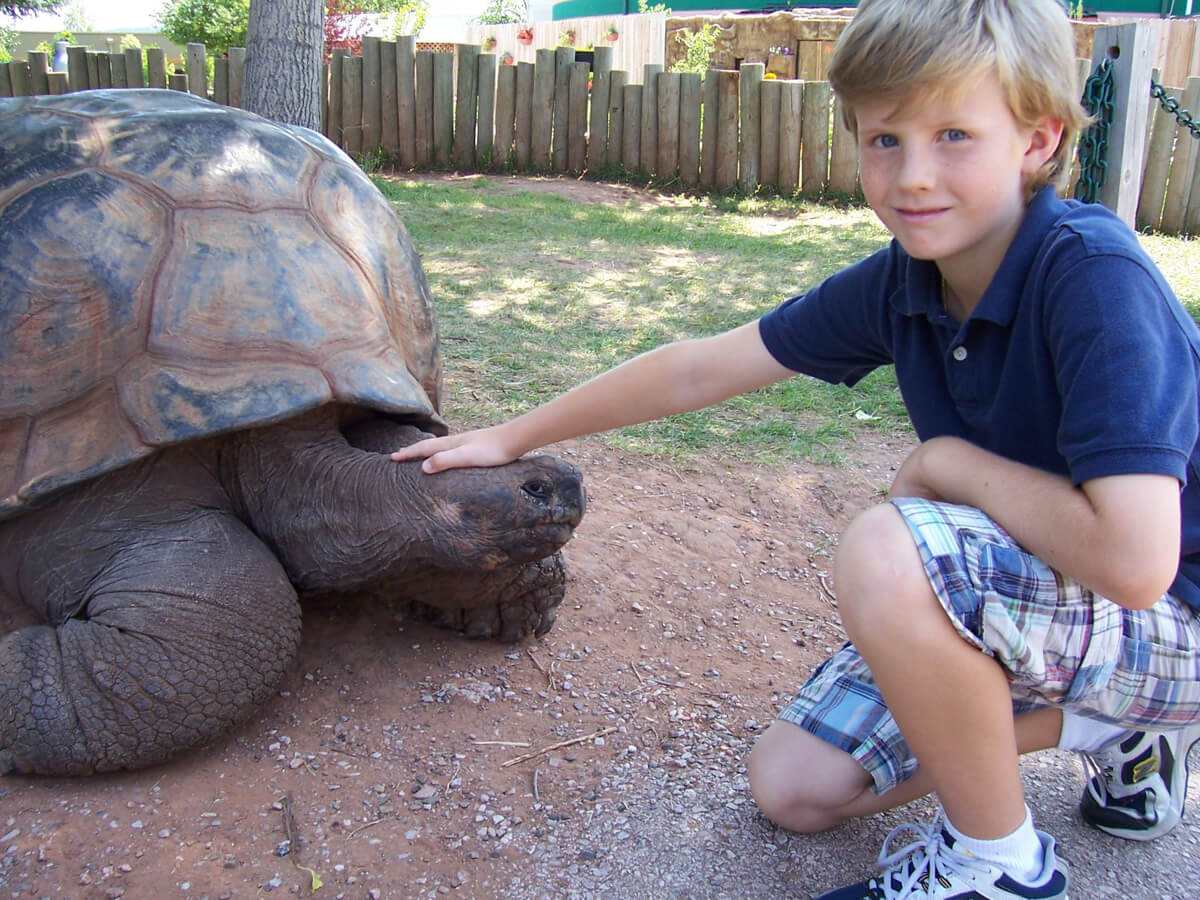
left=854, top=71, right=1061, bottom=285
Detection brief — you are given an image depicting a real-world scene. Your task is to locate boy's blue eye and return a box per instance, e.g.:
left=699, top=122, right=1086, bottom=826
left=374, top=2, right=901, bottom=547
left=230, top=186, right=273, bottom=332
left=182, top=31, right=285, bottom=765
left=873, top=134, right=899, bottom=148
left=945, top=128, right=968, bottom=141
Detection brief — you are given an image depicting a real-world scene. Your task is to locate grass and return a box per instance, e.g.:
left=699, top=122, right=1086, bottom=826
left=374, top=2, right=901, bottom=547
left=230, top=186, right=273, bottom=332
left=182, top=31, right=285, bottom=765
left=375, top=175, right=1200, bottom=466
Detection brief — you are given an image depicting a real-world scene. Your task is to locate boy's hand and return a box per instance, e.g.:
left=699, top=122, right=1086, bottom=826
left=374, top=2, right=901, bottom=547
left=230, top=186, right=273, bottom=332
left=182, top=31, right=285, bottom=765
left=389, top=426, right=519, bottom=473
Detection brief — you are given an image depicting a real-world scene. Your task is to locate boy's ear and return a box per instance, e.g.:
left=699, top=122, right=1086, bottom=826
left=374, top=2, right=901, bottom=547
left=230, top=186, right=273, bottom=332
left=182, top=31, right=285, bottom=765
left=1023, top=115, right=1065, bottom=173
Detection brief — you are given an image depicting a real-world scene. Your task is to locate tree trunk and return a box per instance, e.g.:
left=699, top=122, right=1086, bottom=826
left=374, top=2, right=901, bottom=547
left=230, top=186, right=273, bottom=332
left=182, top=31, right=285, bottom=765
left=242, top=0, right=324, bottom=130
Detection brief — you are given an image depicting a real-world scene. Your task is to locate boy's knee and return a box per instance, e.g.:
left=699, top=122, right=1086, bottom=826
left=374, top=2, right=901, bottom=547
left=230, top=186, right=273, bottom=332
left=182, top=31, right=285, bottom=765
left=835, top=503, right=928, bottom=629
left=747, top=721, right=865, bottom=833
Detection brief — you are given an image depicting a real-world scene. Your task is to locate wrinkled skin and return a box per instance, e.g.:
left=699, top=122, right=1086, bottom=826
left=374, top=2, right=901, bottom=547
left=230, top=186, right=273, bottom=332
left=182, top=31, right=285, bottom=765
left=0, top=407, right=584, bottom=775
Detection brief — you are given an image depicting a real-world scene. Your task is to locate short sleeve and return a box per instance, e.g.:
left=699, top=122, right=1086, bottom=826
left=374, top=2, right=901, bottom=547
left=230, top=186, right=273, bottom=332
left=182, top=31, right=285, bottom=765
left=758, top=245, right=900, bottom=387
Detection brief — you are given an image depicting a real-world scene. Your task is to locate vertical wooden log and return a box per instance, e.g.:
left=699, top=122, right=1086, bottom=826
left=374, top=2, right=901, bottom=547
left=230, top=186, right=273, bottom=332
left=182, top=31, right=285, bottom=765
left=1184, top=132, right=1200, bottom=235
left=342, top=54, right=364, bottom=155
left=657, top=71, right=681, bottom=180
left=146, top=47, right=167, bottom=89
left=495, top=63, right=517, bottom=170
left=759, top=79, right=781, bottom=187
left=621, top=83, right=641, bottom=171
left=361, top=36, right=382, bottom=152
left=227, top=47, right=245, bottom=107
left=552, top=47, right=575, bottom=172
left=27, top=51, right=48, bottom=95
left=8, top=60, right=30, bottom=96
left=640, top=63, right=663, bottom=174
left=396, top=38, right=417, bottom=168
left=432, top=51, right=454, bottom=168
left=515, top=60, right=534, bottom=170
left=125, top=47, right=144, bottom=88
left=567, top=61, right=589, bottom=173
left=168, top=72, right=188, bottom=92
left=0, top=64, right=11, bottom=98
left=589, top=45, right=613, bottom=171
left=607, top=70, right=626, bottom=170
left=109, top=52, right=128, bottom=89
left=381, top=41, right=399, bottom=153
left=213, top=57, right=228, bottom=104
left=414, top=50, right=434, bottom=167
left=532, top=49, right=555, bottom=170
left=86, top=52, right=99, bottom=90
left=828, top=94, right=859, bottom=195
left=1089, top=24, right=1155, bottom=226
left=67, top=45, right=89, bottom=91
left=478, top=53, right=497, bottom=168
left=715, top=69, right=740, bottom=192
left=327, top=49, right=346, bottom=143
left=801, top=80, right=831, bottom=193
left=95, top=53, right=112, bottom=89
left=186, top=43, right=207, bottom=97
left=701, top=70, right=720, bottom=189
left=679, top=72, right=701, bottom=188
left=1161, top=76, right=1200, bottom=233
left=454, top=44, right=480, bottom=169
left=1137, top=82, right=1179, bottom=231
left=739, top=62, right=764, bottom=192
left=779, top=80, right=803, bottom=195
left=47, top=72, right=67, bottom=94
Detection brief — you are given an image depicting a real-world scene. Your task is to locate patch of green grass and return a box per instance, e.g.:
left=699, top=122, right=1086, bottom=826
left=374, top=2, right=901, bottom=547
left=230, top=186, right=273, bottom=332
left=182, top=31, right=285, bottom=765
left=375, top=176, right=1198, bottom=465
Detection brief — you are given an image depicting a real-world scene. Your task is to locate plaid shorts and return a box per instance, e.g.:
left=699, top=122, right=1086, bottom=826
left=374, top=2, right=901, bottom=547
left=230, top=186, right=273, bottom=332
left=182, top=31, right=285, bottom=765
left=778, top=497, right=1200, bottom=794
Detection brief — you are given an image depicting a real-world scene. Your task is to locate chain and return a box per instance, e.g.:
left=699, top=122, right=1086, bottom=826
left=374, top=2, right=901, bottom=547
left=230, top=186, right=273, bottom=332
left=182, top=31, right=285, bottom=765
left=1150, top=77, right=1200, bottom=139
left=1074, top=57, right=1114, bottom=204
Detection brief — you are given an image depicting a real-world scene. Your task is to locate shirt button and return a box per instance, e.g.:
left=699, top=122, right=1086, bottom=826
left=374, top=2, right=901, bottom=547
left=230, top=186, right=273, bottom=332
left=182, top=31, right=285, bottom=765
left=952, top=346, right=968, bottom=361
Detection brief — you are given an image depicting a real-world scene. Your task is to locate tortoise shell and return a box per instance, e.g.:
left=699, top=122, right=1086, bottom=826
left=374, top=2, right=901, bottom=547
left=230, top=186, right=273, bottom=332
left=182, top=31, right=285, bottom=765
left=0, top=89, right=444, bottom=519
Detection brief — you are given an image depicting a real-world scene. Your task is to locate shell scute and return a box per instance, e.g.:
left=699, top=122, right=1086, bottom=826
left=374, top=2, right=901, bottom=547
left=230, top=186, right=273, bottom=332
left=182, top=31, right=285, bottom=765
left=0, top=170, right=162, bottom=417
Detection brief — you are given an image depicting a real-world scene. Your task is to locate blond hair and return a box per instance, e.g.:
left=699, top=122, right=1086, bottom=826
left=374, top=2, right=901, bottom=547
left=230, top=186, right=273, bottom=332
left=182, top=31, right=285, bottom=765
left=828, top=0, right=1089, bottom=196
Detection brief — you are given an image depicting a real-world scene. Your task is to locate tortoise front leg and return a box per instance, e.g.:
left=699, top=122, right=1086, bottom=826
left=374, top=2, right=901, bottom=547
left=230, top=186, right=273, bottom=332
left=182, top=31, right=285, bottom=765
left=0, top=503, right=300, bottom=775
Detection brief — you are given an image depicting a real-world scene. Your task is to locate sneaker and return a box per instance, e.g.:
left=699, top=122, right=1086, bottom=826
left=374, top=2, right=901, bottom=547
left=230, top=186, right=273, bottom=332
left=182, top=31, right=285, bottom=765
left=1078, top=722, right=1200, bottom=841
left=813, top=812, right=1069, bottom=899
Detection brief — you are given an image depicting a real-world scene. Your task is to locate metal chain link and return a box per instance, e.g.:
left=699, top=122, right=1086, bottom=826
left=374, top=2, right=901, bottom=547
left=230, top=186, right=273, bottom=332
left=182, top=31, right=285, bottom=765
left=1074, top=57, right=1114, bottom=204
left=1150, top=77, right=1200, bottom=139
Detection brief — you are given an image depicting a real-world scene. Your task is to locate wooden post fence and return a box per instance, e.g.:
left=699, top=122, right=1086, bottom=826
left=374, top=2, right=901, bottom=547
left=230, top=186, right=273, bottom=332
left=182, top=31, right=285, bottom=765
left=9, top=30, right=1200, bottom=235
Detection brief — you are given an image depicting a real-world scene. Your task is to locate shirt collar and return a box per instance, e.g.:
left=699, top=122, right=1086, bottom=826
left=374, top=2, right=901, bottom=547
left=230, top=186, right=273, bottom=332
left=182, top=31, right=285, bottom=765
left=892, top=186, right=1069, bottom=325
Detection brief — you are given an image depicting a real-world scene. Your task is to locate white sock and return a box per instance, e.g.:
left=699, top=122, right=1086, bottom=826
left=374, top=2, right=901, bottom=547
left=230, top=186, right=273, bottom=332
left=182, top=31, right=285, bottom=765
left=944, top=806, right=1044, bottom=884
left=1058, top=710, right=1129, bottom=753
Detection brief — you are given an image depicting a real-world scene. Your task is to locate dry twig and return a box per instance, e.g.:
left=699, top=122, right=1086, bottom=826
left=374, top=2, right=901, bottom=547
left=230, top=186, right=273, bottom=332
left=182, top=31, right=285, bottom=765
left=281, top=792, right=323, bottom=893
left=501, top=726, right=618, bottom=768
left=527, top=648, right=558, bottom=690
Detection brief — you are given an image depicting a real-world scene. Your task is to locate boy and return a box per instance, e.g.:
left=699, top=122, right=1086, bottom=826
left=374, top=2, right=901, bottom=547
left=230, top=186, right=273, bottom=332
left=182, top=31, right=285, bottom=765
left=392, top=1, right=1200, bottom=896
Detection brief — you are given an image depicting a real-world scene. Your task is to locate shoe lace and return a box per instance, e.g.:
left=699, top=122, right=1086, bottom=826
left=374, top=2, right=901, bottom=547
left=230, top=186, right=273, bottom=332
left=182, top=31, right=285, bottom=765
left=865, top=811, right=996, bottom=899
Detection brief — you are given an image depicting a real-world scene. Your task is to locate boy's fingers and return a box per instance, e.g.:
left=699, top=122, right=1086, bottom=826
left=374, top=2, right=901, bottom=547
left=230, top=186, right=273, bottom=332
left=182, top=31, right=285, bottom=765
left=390, top=437, right=451, bottom=461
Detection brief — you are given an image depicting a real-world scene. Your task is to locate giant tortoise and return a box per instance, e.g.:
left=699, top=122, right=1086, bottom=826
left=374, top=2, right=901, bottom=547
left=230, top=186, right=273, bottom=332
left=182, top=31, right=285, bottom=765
left=0, top=90, right=585, bottom=775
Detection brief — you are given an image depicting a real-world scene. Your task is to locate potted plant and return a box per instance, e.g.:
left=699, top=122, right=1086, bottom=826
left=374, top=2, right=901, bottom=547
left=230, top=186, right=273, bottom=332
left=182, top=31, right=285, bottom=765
left=605, top=23, right=619, bottom=42
left=516, top=26, right=534, bottom=45
left=483, top=35, right=497, bottom=51
left=500, top=51, right=515, bottom=66
left=558, top=28, right=576, bottom=47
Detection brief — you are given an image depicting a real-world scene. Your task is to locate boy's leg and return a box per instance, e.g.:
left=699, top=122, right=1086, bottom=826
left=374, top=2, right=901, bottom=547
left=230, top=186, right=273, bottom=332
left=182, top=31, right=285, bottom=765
left=749, top=706, right=1065, bottom=832
left=834, top=503, right=1028, bottom=838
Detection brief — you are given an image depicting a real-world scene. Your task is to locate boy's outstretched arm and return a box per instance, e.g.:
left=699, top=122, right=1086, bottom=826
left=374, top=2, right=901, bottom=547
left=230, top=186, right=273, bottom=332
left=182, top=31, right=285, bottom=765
left=891, top=436, right=1181, bottom=611
left=391, top=321, right=795, bottom=473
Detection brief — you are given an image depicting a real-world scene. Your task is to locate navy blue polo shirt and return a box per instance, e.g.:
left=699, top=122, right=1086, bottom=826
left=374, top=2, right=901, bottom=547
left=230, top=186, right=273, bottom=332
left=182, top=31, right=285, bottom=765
left=759, top=186, right=1200, bottom=609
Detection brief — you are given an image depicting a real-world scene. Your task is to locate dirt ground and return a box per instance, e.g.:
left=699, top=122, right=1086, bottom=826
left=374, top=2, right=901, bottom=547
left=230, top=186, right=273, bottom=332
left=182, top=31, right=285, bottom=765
left=1, top=176, right=1198, bottom=899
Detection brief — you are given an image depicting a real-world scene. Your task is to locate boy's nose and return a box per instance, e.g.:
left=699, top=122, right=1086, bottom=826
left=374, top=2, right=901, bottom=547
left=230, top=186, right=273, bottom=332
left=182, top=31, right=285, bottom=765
left=895, top=148, right=937, bottom=192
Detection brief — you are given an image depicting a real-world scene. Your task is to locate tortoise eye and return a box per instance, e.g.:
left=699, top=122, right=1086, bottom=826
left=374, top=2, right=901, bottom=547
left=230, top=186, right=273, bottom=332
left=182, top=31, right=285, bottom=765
left=522, top=478, right=552, bottom=501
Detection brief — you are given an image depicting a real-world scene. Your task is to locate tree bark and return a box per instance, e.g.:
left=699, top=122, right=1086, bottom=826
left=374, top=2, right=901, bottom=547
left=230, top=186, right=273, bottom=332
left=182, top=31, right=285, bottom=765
left=242, top=0, right=324, bottom=130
